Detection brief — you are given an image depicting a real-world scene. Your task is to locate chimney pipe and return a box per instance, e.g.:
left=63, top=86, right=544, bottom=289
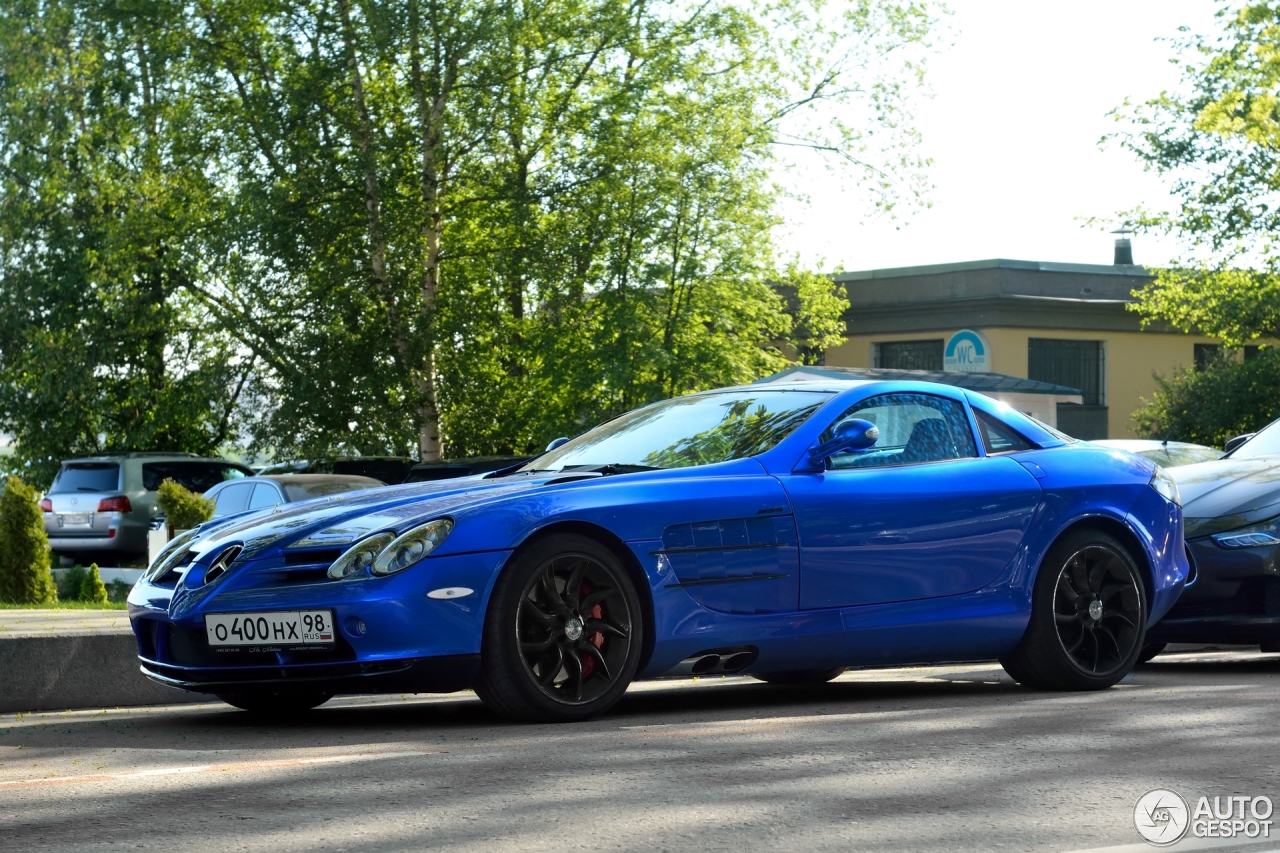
left=1111, top=228, right=1134, bottom=265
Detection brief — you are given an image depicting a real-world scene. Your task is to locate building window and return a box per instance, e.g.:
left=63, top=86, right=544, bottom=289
left=1028, top=338, right=1104, bottom=405
left=1245, top=345, right=1262, bottom=362
left=874, top=339, right=943, bottom=371
left=1195, top=343, right=1221, bottom=371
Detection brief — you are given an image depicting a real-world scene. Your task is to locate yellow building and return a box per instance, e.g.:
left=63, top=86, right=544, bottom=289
left=820, top=253, right=1219, bottom=439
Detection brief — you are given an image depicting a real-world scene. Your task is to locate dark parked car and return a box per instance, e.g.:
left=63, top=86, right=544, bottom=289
left=204, top=475, right=386, bottom=519
left=258, top=457, right=415, bottom=485
left=1091, top=439, right=1224, bottom=468
left=41, top=453, right=253, bottom=562
left=403, top=456, right=529, bottom=483
left=1149, top=418, right=1280, bottom=656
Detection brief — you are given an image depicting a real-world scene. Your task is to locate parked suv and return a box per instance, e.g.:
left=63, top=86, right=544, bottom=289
left=41, top=453, right=253, bottom=563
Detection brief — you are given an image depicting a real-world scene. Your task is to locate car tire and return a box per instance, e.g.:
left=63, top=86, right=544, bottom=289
left=475, top=534, right=644, bottom=722
left=215, top=689, right=333, bottom=716
left=752, top=667, right=847, bottom=685
left=1136, top=642, right=1167, bottom=664
left=1000, top=529, right=1146, bottom=691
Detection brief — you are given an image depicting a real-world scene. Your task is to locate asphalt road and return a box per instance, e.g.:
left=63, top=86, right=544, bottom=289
left=4, top=650, right=1280, bottom=853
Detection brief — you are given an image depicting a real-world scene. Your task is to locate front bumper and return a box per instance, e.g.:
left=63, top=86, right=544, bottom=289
left=140, top=653, right=480, bottom=695
left=1148, top=536, right=1280, bottom=644
left=128, top=548, right=510, bottom=695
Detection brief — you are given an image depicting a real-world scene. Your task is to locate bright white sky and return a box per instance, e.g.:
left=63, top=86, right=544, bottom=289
left=776, top=0, right=1222, bottom=273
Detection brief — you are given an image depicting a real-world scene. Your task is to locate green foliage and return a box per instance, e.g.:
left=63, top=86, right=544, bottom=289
left=56, top=565, right=87, bottom=602
left=0, top=0, right=938, bottom=470
left=0, top=475, right=56, bottom=604
left=1132, top=349, right=1280, bottom=446
left=108, top=578, right=130, bottom=603
left=0, top=0, right=252, bottom=486
left=155, top=479, right=214, bottom=530
left=1112, top=3, right=1280, bottom=345
left=79, top=563, right=108, bottom=605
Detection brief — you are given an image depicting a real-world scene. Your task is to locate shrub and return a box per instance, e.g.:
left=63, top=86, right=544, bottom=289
left=0, top=475, right=57, bottom=604
left=108, top=578, right=130, bottom=603
left=1132, top=349, right=1280, bottom=447
left=56, top=565, right=87, bottom=601
left=156, top=479, right=215, bottom=530
left=80, top=563, right=108, bottom=604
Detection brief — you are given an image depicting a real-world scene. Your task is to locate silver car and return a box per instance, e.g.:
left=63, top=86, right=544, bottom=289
left=41, top=453, right=253, bottom=562
left=204, top=474, right=385, bottom=518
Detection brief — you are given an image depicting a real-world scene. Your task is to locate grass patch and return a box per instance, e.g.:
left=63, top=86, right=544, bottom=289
left=0, top=601, right=128, bottom=610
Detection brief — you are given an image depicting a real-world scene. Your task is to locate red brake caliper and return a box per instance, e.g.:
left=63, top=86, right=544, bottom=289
left=578, top=579, right=605, bottom=679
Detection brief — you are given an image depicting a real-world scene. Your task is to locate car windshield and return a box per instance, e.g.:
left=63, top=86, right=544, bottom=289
left=1136, top=446, right=1224, bottom=467
left=519, top=390, right=831, bottom=473
left=50, top=463, right=120, bottom=493
left=1231, top=420, right=1280, bottom=459
left=281, top=478, right=384, bottom=501
left=142, top=461, right=249, bottom=492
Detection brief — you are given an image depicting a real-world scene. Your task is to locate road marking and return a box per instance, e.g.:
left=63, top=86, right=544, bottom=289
left=0, top=749, right=433, bottom=790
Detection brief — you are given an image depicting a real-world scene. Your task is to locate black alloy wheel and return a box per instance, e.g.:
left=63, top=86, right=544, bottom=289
left=475, top=534, right=643, bottom=722
left=1001, top=530, right=1146, bottom=690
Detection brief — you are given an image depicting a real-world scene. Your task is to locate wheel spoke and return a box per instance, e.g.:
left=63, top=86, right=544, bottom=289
left=1087, top=557, right=1109, bottom=593
left=586, top=618, right=627, bottom=638
left=521, top=634, right=558, bottom=653
left=579, top=643, right=612, bottom=682
left=1089, top=631, right=1100, bottom=672
left=564, top=649, right=584, bottom=701
left=581, top=587, right=616, bottom=612
left=540, top=571, right=568, bottom=615
left=565, top=559, right=587, bottom=608
left=1097, top=583, right=1130, bottom=603
left=1062, top=628, right=1085, bottom=654
left=1058, top=570, right=1082, bottom=604
left=1070, top=559, right=1090, bottom=596
left=1055, top=612, right=1080, bottom=624
left=538, top=645, right=565, bottom=687
left=1101, top=610, right=1137, bottom=629
left=523, top=600, right=556, bottom=626
left=1096, top=624, right=1122, bottom=660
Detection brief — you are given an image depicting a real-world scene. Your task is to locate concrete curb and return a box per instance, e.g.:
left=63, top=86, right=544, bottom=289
left=0, top=634, right=203, bottom=713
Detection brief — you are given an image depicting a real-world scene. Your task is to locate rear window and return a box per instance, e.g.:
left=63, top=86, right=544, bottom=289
left=975, top=411, right=1034, bottom=454
left=143, top=462, right=249, bottom=493
left=50, top=463, right=120, bottom=493
left=282, top=478, right=383, bottom=501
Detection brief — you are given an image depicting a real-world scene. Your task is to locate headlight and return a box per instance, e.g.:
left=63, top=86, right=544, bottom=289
left=1150, top=467, right=1181, bottom=506
left=1212, top=517, right=1280, bottom=549
left=371, top=519, right=454, bottom=576
left=327, top=532, right=396, bottom=580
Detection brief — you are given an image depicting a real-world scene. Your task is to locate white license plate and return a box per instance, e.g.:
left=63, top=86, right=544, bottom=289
left=204, top=611, right=335, bottom=648
left=60, top=513, right=91, bottom=526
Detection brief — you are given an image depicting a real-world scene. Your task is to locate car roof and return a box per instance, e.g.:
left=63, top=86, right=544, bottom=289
left=1091, top=439, right=1216, bottom=451
left=61, top=453, right=248, bottom=465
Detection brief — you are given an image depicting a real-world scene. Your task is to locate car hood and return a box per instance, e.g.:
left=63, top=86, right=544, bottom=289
left=1170, top=456, right=1280, bottom=537
left=184, top=472, right=595, bottom=561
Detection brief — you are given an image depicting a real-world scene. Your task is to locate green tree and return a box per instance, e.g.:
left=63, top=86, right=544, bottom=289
left=0, top=0, right=252, bottom=486
left=0, top=475, right=57, bottom=604
left=1111, top=3, right=1280, bottom=438
left=80, top=563, right=109, bottom=604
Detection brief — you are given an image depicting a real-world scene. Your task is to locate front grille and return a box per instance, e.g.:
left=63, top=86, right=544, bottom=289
left=284, top=549, right=341, bottom=566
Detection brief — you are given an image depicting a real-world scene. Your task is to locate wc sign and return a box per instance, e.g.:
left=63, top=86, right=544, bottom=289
left=944, top=329, right=990, bottom=373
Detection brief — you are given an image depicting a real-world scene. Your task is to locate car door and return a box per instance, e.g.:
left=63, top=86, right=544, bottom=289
left=247, top=483, right=282, bottom=512
left=211, top=482, right=254, bottom=518
left=779, top=391, right=1043, bottom=609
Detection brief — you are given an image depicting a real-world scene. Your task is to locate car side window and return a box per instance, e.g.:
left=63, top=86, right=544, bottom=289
left=212, top=483, right=253, bottom=517
left=247, top=484, right=280, bottom=510
left=821, top=393, right=978, bottom=469
left=975, top=410, right=1034, bottom=454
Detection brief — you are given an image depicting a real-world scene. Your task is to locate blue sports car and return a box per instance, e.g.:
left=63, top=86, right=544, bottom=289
left=129, top=380, right=1188, bottom=721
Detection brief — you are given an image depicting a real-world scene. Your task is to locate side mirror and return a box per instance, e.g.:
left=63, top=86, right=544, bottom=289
left=807, top=418, right=880, bottom=468
left=545, top=436, right=570, bottom=452
left=1224, top=433, right=1255, bottom=454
